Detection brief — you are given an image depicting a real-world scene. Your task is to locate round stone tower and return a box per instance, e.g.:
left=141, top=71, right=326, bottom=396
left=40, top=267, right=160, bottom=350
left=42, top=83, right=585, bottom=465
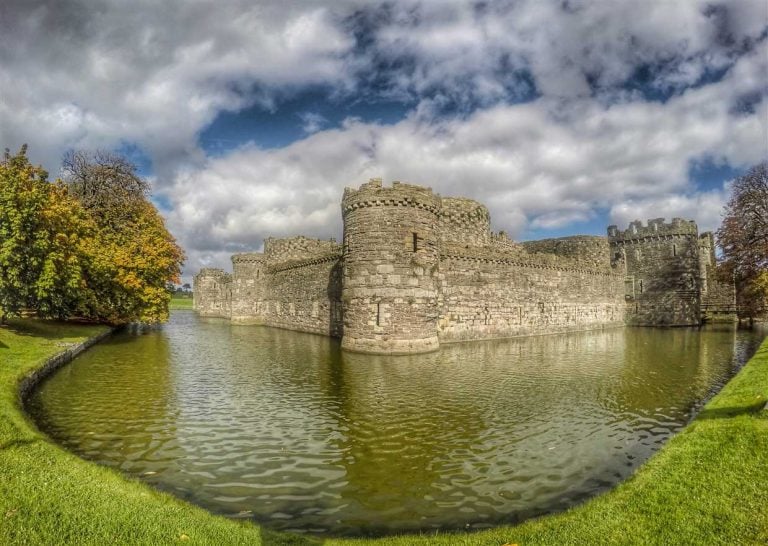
left=341, top=178, right=441, bottom=354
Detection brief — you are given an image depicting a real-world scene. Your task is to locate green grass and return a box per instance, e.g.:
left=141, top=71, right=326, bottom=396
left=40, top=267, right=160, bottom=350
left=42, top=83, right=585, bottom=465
left=1, top=319, right=766, bottom=545
left=170, top=296, right=194, bottom=310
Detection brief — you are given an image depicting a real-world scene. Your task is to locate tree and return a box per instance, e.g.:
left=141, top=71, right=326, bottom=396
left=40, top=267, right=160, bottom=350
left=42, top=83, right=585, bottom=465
left=62, top=150, right=149, bottom=216
left=716, top=162, right=768, bottom=319
left=62, top=150, right=185, bottom=324
left=0, top=146, right=90, bottom=321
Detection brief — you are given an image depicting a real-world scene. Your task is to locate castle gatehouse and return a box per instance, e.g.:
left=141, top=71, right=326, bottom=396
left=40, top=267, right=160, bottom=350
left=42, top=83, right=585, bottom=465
left=194, top=179, right=736, bottom=354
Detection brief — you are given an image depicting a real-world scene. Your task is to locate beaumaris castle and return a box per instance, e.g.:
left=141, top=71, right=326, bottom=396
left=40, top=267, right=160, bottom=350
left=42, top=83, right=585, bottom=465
left=194, top=179, right=736, bottom=354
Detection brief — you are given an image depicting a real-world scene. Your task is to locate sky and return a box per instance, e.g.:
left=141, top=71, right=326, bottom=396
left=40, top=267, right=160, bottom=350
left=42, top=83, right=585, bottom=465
left=0, top=0, right=766, bottom=280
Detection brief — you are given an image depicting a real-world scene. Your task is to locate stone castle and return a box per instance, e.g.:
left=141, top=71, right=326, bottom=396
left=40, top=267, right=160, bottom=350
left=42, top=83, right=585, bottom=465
left=194, top=179, right=736, bottom=354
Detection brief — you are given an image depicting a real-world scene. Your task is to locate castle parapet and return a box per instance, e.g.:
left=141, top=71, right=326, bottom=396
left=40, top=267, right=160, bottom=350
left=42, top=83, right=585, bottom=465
left=607, top=218, right=698, bottom=241
left=342, top=178, right=442, bottom=214
left=264, top=236, right=341, bottom=265
left=439, top=197, right=491, bottom=246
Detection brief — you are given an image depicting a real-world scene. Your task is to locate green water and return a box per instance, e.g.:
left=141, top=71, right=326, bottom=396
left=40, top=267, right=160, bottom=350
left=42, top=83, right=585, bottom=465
left=28, top=312, right=765, bottom=537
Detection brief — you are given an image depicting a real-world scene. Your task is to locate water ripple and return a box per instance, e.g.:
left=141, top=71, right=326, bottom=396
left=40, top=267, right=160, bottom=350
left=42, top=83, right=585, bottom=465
left=28, top=313, right=766, bottom=537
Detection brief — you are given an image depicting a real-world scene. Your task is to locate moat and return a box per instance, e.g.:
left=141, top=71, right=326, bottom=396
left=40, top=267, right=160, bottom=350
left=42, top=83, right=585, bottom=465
left=29, top=312, right=765, bottom=537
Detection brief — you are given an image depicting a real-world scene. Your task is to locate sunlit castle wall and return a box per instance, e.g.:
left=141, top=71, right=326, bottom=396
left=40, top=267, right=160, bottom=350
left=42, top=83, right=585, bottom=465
left=608, top=218, right=701, bottom=326
left=341, top=179, right=442, bottom=354
left=437, top=234, right=627, bottom=342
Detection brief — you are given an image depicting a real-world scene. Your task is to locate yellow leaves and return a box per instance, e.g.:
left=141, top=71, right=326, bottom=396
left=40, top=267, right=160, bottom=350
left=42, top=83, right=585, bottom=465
left=1, top=146, right=184, bottom=324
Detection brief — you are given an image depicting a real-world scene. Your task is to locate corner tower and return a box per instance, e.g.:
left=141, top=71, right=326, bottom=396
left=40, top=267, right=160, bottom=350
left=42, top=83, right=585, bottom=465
left=608, top=218, right=701, bottom=326
left=193, top=268, right=232, bottom=318
left=230, top=253, right=266, bottom=323
left=341, top=179, right=441, bottom=354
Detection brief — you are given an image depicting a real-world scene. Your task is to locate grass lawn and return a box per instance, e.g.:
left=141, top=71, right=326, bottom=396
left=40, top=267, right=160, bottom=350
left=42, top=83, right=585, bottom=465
left=170, top=296, right=194, bottom=310
left=1, top=318, right=766, bottom=545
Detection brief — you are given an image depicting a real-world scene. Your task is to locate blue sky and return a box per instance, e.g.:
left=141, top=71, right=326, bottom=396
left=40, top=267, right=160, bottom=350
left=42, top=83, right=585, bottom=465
left=0, top=0, right=765, bottom=277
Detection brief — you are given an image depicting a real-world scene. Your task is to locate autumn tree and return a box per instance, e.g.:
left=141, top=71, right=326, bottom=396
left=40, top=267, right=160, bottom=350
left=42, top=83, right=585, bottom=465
left=62, top=149, right=184, bottom=324
left=716, top=162, right=768, bottom=319
left=0, top=146, right=91, bottom=321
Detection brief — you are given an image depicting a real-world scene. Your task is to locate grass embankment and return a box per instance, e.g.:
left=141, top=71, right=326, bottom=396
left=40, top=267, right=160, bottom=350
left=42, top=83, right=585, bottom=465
left=1, top=318, right=766, bottom=545
left=170, top=296, right=194, bottom=310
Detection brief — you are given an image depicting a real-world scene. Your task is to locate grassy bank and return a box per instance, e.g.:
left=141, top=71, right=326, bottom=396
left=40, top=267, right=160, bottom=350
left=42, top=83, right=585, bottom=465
left=170, top=296, right=194, bottom=310
left=1, top=319, right=766, bottom=545
left=0, top=319, right=295, bottom=546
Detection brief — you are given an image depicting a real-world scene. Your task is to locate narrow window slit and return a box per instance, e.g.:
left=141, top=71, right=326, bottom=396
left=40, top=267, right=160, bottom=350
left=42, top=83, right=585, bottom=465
left=376, top=302, right=381, bottom=326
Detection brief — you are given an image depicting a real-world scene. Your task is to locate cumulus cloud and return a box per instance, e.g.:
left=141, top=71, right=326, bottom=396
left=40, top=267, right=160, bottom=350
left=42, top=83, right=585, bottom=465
left=168, top=48, right=766, bottom=276
left=0, top=0, right=356, bottom=175
left=0, top=0, right=766, bottom=279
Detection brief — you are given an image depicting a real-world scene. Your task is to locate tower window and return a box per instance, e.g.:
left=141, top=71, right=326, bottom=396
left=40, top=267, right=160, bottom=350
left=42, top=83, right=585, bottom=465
left=376, top=302, right=382, bottom=326
left=673, top=244, right=677, bottom=256
left=639, top=280, right=643, bottom=293
left=412, top=232, right=419, bottom=252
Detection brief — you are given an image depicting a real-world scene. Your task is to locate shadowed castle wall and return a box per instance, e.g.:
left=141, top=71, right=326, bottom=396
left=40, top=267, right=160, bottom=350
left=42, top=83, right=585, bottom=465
left=195, top=239, right=343, bottom=336
left=263, top=251, right=343, bottom=337
left=608, top=218, right=701, bottom=326
left=230, top=253, right=265, bottom=322
left=698, top=232, right=737, bottom=322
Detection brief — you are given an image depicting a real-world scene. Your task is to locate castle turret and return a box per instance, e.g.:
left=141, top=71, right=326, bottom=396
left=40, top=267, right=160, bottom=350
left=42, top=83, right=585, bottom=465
left=607, top=218, right=701, bottom=326
left=341, top=178, right=441, bottom=353
left=230, top=253, right=266, bottom=323
left=193, top=268, right=232, bottom=318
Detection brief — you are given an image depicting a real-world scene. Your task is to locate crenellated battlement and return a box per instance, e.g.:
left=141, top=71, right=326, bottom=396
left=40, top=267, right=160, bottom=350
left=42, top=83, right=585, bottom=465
left=196, top=268, right=230, bottom=279
left=607, top=218, right=698, bottom=242
left=231, top=253, right=265, bottom=264
left=264, top=236, right=341, bottom=264
left=195, top=180, right=735, bottom=353
left=342, top=178, right=442, bottom=215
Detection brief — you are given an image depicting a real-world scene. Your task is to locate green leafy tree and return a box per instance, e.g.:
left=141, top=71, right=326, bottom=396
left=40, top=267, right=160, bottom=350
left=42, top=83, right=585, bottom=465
left=717, top=161, right=768, bottom=319
left=0, top=146, right=90, bottom=321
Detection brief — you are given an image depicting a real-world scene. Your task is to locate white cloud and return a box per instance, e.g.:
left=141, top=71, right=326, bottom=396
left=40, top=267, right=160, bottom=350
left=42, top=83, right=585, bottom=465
left=0, top=0, right=765, bottom=280
left=168, top=48, right=766, bottom=277
left=0, top=0, right=356, bottom=175
left=609, top=189, right=729, bottom=234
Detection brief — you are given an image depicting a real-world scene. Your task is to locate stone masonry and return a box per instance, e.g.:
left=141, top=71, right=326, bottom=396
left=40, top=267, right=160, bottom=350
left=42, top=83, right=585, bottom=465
left=194, top=179, right=736, bottom=354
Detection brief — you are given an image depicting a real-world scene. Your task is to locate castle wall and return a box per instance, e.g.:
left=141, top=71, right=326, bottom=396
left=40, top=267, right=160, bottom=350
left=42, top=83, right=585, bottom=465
left=262, top=255, right=343, bottom=337
left=193, top=268, right=232, bottom=317
left=609, top=218, right=701, bottom=326
left=194, top=180, right=736, bottom=354
left=521, top=236, right=613, bottom=269
left=698, top=232, right=737, bottom=322
left=437, top=247, right=625, bottom=342
left=230, top=254, right=266, bottom=322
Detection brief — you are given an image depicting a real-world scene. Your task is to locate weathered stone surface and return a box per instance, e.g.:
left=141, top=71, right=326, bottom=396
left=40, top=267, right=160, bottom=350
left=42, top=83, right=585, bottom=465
left=194, top=179, right=737, bottom=354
